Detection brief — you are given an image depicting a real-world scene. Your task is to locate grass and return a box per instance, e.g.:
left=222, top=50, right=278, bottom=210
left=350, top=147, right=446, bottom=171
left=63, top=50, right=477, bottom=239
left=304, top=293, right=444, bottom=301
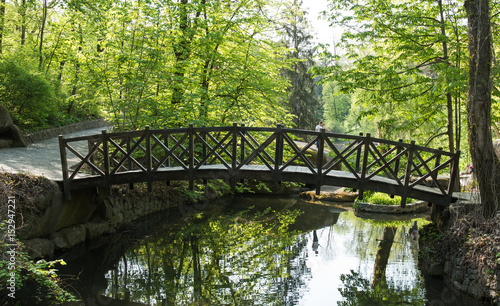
left=361, top=191, right=416, bottom=205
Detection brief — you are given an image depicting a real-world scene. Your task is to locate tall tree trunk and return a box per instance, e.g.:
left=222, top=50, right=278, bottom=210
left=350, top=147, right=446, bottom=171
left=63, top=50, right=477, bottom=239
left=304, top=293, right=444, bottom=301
left=465, top=0, right=500, bottom=218
left=0, top=0, right=5, bottom=53
left=20, top=0, right=26, bottom=45
left=39, top=0, right=48, bottom=69
left=172, top=0, right=190, bottom=106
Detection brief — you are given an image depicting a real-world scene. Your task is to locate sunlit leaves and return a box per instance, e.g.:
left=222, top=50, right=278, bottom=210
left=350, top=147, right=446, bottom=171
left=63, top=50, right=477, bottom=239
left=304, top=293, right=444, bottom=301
left=318, top=0, right=468, bottom=148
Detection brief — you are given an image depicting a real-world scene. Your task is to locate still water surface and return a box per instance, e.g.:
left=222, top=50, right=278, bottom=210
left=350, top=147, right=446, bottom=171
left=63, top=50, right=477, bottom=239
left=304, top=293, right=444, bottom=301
left=59, top=195, right=485, bottom=305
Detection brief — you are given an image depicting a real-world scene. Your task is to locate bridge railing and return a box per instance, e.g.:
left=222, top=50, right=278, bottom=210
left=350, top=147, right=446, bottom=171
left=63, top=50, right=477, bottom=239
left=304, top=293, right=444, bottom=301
left=59, top=124, right=460, bottom=205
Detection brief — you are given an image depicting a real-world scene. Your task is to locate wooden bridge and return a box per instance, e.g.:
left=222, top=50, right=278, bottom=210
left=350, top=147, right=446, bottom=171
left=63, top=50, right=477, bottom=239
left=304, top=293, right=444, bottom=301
left=58, top=124, right=460, bottom=207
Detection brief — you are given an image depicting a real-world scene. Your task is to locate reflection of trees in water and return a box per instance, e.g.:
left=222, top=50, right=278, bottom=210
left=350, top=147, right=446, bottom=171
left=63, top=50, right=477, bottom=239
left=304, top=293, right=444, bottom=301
left=104, top=208, right=310, bottom=305
left=372, top=226, right=397, bottom=288
left=331, top=212, right=427, bottom=304
left=338, top=270, right=426, bottom=306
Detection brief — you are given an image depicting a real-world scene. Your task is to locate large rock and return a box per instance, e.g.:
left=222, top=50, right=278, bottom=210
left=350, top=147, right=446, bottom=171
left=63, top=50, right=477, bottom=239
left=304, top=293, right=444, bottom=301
left=356, top=201, right=430, bottom=214
left=0, top=105, right=26, bottom=147
left=24, top=238, right=54, bottom=259
left=49, top=224, right=86, bottom=249
left=300, top=187, right=358, bottom=202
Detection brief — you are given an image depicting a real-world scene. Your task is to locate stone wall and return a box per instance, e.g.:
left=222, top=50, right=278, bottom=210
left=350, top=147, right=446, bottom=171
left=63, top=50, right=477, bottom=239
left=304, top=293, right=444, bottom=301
left=23, top=119, right=109, bottom=144
left=20, top=183, right=228, bottom=259
left=355, top=201, right=430, bottom=214
left=423, top=257, right=499, bottom=304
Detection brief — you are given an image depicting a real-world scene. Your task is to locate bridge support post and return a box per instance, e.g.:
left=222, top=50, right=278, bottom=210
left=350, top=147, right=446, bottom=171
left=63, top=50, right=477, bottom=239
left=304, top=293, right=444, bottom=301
left=201, top=125, right=208, bottom=185
left=102, top=129, right=111, bottom=196
left=315, top=127, right=325, bottom=195
left=240, top=124, right=246, bottom=185
left=230, top=123, right=238, bottom=191
left=274, top=124, right=284, bottom=192
left=59, top=135, right=71, bottom=200
left=353, top=133, right=363, bottom=193
left=357, top=133, right=371, bottom=201
left=145, top=126, right=152, bottom=192
left=164, top=133, right=170, bottom=186
left=401, top=140, right=416, bottom=208
left=189, top=124, right=195, bottom=191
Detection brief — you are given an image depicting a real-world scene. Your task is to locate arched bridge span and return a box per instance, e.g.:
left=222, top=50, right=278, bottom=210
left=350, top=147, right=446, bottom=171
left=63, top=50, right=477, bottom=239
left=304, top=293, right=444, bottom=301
left=58, top=124, right=460, bottom=207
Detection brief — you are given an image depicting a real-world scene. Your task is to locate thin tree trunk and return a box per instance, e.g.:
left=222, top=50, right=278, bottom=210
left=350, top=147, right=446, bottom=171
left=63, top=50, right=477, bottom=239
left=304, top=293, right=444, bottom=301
left=0, top=0, right=5, bottom=53
left=39, top=0, right=48, bottom=69
left=465, top=0, right=500, bottom=217
left=20, top=0, right=26, bottom=45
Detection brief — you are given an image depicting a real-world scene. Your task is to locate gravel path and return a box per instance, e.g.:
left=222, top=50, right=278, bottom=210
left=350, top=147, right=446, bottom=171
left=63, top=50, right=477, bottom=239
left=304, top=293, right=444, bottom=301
left=0, top=126, right=112, bottom=181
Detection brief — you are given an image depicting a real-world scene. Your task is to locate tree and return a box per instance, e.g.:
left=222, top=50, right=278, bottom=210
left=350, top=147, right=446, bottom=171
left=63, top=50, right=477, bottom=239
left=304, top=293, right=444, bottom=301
left=464, top=0, right=500, bottom=217
left=278, top=0, right=320, bottom=129
left=318, top=0, right=467, bottom=151
left=321, top=81, right=351, bottom=133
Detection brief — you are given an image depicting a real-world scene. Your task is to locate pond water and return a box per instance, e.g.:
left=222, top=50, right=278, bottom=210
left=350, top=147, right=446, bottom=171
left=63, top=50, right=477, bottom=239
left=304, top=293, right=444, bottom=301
left=58, top=195, right=487, bottom=306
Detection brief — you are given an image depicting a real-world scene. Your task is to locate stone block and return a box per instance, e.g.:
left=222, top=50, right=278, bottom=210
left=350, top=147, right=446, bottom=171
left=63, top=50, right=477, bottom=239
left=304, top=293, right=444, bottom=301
left=50, top=224, right=86, bottom=249
left=24, top=238, right=54, bottom=259
left=468, top=281, right=484, bottom=299
left=451, top=267, right=465, bottom=284
left=85, top=222, right=114, bottom=240
left=427, top=262, right=445, bottom=276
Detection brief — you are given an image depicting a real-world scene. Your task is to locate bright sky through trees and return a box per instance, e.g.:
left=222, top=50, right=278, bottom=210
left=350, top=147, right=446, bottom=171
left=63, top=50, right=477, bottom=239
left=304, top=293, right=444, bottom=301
left=301, top=0, right=341, bottom=49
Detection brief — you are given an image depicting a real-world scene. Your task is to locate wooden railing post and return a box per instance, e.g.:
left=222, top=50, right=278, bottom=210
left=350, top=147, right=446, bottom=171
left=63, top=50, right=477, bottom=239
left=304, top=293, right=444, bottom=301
left=189, top=124, right=195, bottom=191
left=201, top=125, right=207, bottom=185
left=240, top=124, right=246, bottom=184
left=274, top=124, right=284, bottom=192
left=102, top=129, right=110, bottom=195
left=164, top=132, right=170, bottom=186
left=59, top=135, right=70, bottom=200
left=316, top=127, right=325, bottom=195
left=358, top=133, right=371, bottom=201
left=447, top=150, right=461, bottom=200
left=231, top=123, right=238, bottom=191
left=87, top=139, right=95, bottom=176
left=401, top=140, right=416, bottom=208
left=145, top=126, right=152, bottom=192
left=355, top=132, right=363, bottom=173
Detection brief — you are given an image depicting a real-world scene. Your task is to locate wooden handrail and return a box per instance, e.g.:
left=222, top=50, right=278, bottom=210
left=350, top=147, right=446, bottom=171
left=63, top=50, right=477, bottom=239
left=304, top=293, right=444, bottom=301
left=58, top=124, right=460, bottom=206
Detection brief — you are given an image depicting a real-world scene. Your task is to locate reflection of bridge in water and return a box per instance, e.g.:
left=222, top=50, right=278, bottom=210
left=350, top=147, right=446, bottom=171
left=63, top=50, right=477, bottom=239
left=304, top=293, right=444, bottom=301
left=58, top=124, right=460, bottom=207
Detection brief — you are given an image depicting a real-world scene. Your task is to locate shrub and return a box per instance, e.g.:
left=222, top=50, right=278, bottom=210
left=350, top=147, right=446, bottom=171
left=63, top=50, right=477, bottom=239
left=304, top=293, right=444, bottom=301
left=0, top=59, right=58, bottom=130
left=361, top=191, right=416, bottom=205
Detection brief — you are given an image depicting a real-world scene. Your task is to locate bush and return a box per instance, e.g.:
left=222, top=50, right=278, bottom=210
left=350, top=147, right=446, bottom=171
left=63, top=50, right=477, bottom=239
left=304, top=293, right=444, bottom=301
left=0, top=222, right=77, bottom=305
left=0, top=59, right=58, bottom=130
left=361, top=191, right=416, bottom=205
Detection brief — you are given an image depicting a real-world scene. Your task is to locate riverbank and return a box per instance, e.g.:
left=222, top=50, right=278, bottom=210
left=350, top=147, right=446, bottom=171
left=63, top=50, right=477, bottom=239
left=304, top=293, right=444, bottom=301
left=0, top=171, right=234, bottom=305
left=419, top=209, right=500, bottom=304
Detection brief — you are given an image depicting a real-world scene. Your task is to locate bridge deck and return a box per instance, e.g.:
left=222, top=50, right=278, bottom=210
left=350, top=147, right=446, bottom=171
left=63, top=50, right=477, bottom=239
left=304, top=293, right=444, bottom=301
left=64, top=164, right=455, bottom=205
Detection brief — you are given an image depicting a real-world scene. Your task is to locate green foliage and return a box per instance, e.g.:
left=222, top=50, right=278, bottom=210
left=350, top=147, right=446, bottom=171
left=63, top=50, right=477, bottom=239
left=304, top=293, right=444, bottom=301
left=0, top=222, right=77, bottom=305
left=278, top=0, right=321, bottom=129
left=315, top=0, right=468, bottom=150
left=0, top=59, right=57, bottom=129
left=360, top=191, right=416, bottom=206
left=322, top=82, right=351, bottom=133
